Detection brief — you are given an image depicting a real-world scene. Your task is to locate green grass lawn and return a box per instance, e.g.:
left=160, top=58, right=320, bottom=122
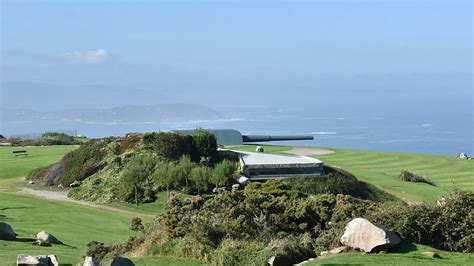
left=0, top=146, right=78, bottom=180
left=314, top=148, right=473, bottom=202
left=0, top=192, right=134, bottom=265
left=309, top=244, right=473, bottom=265
left=231, top=144, right=473, bottom=203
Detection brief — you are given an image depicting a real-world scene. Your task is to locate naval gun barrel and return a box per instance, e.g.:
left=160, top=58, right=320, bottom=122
left=242, top=135, right=314, bottom=143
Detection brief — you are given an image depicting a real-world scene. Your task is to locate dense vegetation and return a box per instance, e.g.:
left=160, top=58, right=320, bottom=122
left=399, top=170, right=435, bottom=186
left=6, top=132, right=85, bottom=146
left=88, top=188, right=472, bottom=265
left=27, top=130, right=238, bottom=203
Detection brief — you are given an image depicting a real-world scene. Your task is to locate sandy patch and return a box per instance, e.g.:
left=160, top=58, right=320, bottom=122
left=284, top=147, right=335, bottom=156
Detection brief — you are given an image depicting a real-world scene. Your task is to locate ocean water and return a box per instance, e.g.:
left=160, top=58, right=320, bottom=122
left=4, top=106, right=473, bottom=156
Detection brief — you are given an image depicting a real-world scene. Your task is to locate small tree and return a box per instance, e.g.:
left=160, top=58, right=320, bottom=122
left=154, top=163, right=180, bottom=197
left=121, top=154, right=157, bottom=205
left=190, top=166, right=212, bottom=194
left=193, top=128, right=218, bottom=165
left=210, top=160, right=237, bottom=188
left=177, top=155, right=195, bottom=187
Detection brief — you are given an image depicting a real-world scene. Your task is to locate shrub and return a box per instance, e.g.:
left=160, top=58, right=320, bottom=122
left=38, top=132, right=79, bottom=145
left=399, top=170, right=435, bottom=185
left=120, top=153, right=158, bottom=204
left=286, top=166, right=398, bottom=202
left=60, top=140, right=108, bottom=185
left=190, top=166, right=212, bottom=194
left=143, top=132, right=197, bottom=161
left=210, top=160, right=238, bottom=188
left=130, top=217, right=145, bottom=232
left=368, top=190, right=473, bottom=252
left=192, top=128, right=218, bottom=165
left=86, top=241, right=110, bottom=260
left=154, top=162, right=182, bottom=196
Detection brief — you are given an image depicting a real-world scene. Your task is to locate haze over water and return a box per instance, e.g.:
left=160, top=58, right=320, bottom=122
left=1, top=1, right=472, bottom=156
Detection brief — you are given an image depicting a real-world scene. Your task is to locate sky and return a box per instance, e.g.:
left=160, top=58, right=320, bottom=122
left=1, top=0, right=472, bottom=90
left=0, top=0, right=472, bottom=154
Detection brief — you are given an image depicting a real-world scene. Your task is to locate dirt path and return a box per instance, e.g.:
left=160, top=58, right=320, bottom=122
left=17, top=188, right=154, bottom=218
left=283, top=147, right=335, bottom=156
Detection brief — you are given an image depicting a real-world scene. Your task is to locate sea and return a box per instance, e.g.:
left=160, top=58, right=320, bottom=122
left=5, top=106, right=473, bottom=156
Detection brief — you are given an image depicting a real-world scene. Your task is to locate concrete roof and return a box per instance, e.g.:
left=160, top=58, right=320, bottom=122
left=234, top=150, right=323, bottom=166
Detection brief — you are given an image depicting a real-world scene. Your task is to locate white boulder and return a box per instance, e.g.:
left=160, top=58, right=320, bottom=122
left=37, top=230, right=63, bottom=245
left=83, top=256, right=103, bottom=266
left=340, top=218, right=400, bottom=252
left=16, top=254, right=58, bottom=266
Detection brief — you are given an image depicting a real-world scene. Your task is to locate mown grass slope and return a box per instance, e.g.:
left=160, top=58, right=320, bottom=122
left=0, top=146, right=78, bottom=180
left=0, top=193, right=133, bottom=264
left=315, top=148, right=473, bottom=202
left=309, top=244, right=473, bottom=265
left=232, top=145, right=473, bottom=202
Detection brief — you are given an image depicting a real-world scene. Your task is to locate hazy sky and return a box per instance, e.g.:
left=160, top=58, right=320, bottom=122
left=1, top=0, right=472, bottom=107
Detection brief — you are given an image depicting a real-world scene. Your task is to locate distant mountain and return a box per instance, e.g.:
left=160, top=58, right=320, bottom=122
left=3, top=104, right=222, bottom=123
left=0, top=82, right=169, bottom=111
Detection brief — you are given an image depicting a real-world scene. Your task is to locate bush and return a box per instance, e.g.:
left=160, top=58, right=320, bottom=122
left=143, top=132, right=197, bottom=161
left=399, top=170, right=435, bottom=185
left=38, top=132, right=79, bottom=145
left=130, top=217, right=145, bottom=232
left=120, top=153, right=158, bottom=204
left=286, top=166, right=398, bottom=202
left=210, top=160, right=238, bottom=188
left=190, top=166, right=212, bottom=194
left=192, top=128, right=218, bottom=165
left=368, top=190, right=473, bottom=252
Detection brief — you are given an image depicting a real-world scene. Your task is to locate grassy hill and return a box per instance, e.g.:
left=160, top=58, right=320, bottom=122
left=315, top=148, right=473, bottom=203
left=1, top=144, right=472, bottom=265
left=232, top=145, right=473, bottom=203
left=0, top=146, right=78, bottom=181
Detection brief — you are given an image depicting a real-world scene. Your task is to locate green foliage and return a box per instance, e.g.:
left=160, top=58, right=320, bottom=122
left=120, top=153, right=158, bottom=204
left=286, top=166, right=399, bottom=202
left=154, top=162, right=181, bottom=195
left=399, top=170, right=435, bottom=186
left=189, top=166, right=212, bottom=194
left=177, top=155, right=195, bottom=187
left=86, top=241, right=110, bottom=260
left=38, top=132, right=79, bottom=145
left=143, top=132, right=197, bottom=161
left=368, top=190, right=474, bottom=252
left=210, top=160, right=237, bottom=188
left=130, top=217, right=145, bottom=232
left=60, top=140, right=108, bottom=185
left=192, top=128, right=218, bottom=165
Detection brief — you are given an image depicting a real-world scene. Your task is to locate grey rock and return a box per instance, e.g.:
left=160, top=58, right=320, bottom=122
left=238, top=176, right=250, bottom=185
left=329, top=246, right=347, bottom=254
left=33, top=239, right=52, bottom=247
left=16, top=254, right=58, bottom=266
left=422, top=251, right=441, bottom=259
left=267, top=255, right=291, bottom=266
left=111, top=256, right=134, bottom=266
left=36, top=231, right=63, bottom=245
left=340, top=218, right=400, bottom=252
left=0, top=222, right=17, bottom=240
left=82, top=256, right=103, bottom=266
